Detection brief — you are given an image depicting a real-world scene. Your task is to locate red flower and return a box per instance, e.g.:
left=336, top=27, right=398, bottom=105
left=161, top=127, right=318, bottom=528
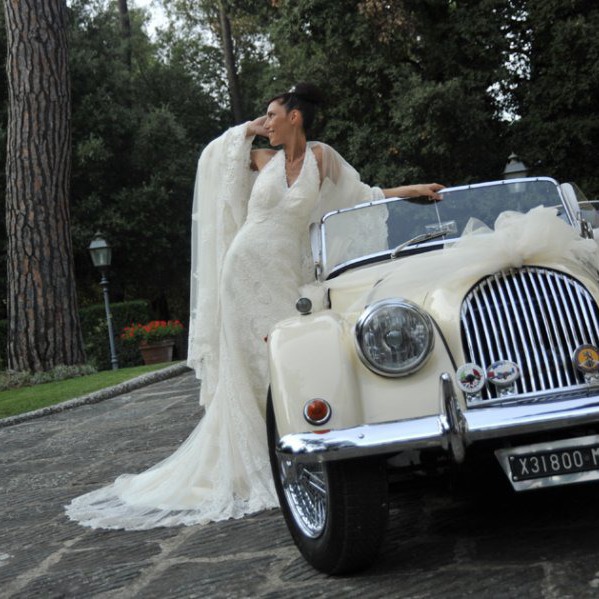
left=120, top=320, right=185, bottom=344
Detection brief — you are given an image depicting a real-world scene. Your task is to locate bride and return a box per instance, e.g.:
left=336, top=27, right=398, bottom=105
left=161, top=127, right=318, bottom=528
left=65, top=82, right=443, bottom=530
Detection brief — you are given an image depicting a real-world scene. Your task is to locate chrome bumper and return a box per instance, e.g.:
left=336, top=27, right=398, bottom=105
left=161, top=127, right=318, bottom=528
left=277, top=373, right=599, bottom=464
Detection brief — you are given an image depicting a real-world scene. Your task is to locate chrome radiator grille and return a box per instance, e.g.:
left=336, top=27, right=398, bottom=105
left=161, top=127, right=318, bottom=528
left=460, top=267, right=599, bottom=400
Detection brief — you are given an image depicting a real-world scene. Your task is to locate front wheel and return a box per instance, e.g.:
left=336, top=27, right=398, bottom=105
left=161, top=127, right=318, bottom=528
left=266, top=391, right=389, bottom=574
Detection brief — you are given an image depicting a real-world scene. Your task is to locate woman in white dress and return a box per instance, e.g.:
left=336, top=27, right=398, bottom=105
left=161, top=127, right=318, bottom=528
left=65, top=83, right=443, bottom=530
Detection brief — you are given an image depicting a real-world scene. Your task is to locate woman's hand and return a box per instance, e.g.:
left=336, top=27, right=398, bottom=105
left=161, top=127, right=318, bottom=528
left=407, top=183, right=445, bottom=201
left=383, top=183, right=445, bottom=201
left=247, top=115, right=269, bottom=138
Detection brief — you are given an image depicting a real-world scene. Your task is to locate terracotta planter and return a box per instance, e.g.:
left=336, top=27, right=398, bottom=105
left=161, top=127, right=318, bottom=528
left=139, top=339, right=175, bottom=365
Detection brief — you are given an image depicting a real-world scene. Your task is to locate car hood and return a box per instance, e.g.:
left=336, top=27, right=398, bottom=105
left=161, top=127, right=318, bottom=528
left=325, top=206, right=599, bottom=361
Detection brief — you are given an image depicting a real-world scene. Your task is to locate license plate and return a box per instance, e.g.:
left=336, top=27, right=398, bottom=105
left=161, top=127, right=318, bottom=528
left=495, top=434, right=599, bottom=491
left=509, top=445, right=599, bottom=481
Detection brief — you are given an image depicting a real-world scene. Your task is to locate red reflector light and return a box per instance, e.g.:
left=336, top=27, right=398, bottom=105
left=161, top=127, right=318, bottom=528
left=304, top=399, right=331, bottom=425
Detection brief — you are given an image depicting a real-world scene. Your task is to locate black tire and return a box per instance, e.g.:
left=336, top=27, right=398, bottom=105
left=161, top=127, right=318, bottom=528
left=266, top=390, right=389, bottom=574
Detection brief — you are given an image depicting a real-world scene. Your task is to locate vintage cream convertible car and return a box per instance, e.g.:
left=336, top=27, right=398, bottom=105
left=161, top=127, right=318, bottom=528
left=266, top=177, right=599, bottom=574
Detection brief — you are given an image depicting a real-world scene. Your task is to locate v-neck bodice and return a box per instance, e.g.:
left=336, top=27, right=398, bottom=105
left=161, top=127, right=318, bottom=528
left=284, top=149, right=308, bottom=188
left=245, top=146, right=320, bottom=226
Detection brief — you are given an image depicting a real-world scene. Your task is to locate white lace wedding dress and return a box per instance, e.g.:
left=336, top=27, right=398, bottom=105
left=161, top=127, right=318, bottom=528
left=65, top=124, right=382, bottom=530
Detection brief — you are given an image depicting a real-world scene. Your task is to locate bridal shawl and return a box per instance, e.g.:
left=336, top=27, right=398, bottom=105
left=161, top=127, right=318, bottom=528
left=187, top=123, right=383, bottom=406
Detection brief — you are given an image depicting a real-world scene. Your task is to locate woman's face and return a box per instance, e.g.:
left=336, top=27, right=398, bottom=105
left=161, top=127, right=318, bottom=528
left=264, top=100, right=298, bottom=146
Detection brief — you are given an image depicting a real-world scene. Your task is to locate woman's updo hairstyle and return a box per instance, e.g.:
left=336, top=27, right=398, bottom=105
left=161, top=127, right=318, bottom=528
left=268, top=82, right=324, bottom=133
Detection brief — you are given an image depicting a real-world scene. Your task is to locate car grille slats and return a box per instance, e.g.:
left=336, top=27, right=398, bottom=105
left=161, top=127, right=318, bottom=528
left=460, top=267, right=599, bottom=400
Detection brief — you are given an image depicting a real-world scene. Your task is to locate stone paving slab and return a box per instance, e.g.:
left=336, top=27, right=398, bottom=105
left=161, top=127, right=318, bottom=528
left=3, top=370, right=599, bottom=597
left=0, top=362, right=190, bottom=429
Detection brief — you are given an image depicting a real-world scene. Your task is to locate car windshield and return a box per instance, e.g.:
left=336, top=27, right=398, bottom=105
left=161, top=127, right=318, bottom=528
left=318, top=178, right=567, bottom=280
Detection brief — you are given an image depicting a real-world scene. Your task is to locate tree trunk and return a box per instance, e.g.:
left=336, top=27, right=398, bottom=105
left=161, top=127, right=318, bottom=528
left=4, top=0, right=85, bottom=371
left=218, top=0, right=244, bottom=122
left=117, top=0, right=132, bottom=69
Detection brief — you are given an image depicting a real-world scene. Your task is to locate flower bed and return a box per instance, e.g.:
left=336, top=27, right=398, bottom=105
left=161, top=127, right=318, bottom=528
left=121, top=320, right=185, bottom=345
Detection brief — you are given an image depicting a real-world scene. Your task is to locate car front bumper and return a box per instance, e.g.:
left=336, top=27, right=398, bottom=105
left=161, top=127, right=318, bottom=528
left=276, top=373, right=599, bottom=464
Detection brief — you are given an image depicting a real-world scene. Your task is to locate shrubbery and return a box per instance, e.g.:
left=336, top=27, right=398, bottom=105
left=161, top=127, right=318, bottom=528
left=79, top=300, right=152, bottom=370
left=0, top=299, right=153, bottom=372
left=0, top=364, right=97, bottom=391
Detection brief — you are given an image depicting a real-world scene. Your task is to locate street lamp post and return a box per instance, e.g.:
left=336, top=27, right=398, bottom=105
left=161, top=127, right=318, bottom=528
left=503, top=152, right=529, bottom=179
left=88, top=232, right=119, bottom=370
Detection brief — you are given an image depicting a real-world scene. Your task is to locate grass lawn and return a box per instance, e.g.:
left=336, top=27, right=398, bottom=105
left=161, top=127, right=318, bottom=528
left=0, top=362, right=180, bottom=419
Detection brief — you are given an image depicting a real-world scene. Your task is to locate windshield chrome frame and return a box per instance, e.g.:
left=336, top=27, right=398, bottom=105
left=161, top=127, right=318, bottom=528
left=314, top=177, right=571, bottom=281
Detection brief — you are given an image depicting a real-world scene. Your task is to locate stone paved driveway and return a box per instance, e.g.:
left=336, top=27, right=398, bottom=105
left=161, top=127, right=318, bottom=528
left=3, top=371, right=599, bottom=597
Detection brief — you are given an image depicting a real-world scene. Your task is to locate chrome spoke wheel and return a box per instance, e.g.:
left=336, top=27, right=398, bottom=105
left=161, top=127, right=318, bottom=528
left=267, top=392, right=389, bottom=574
left=279, top=457, right=327, bottom=538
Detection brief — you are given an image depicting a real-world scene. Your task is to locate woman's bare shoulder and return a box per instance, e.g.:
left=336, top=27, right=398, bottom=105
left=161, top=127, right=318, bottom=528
left=310, top=142, right=340, bottom=182
left=310, top=142, right=329, bottom=159
left=310, top=142, right=342, bottom=167
left=250, top=148, right=277, bottom=171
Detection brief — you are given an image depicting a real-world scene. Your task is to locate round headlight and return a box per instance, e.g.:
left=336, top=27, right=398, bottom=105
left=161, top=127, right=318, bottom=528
left=355, top=299, right=435, bottom=377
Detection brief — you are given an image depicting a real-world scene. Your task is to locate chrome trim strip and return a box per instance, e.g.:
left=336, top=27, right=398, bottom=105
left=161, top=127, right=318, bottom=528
left=277, top=416, right=449, bottom=463
left=276, top=374, right=599, bottom=465
left=527, top=270, right=564, bottom=388
left=480, top=281, right=501, bottom=363
left=505, top=272, right=536, bottom=391
left=489, top=274, right=514, bottom=365
left=319, top=178, right=563, bottom=279
left=494, top=272, right=520, bottom=366
left=554, top=272, right=579, bottom=347
left=440, top=372, right=466, bottom=462
left=466, top=383, right=599, bottom=408
left=586, top=288, right=599, bottom=340
left=460, top=301, right=477, bottom=366
left=567, top=279, right=586, bottom=347
left=519, top=271, right=551, bottom=389
left=463, top=396, right=599, bottom=441
left=319, top=178, right=559, bottom=223
left=473, top=285, right=494, bottom=366
left=545, top=273, right=577, bottom=386
left=575, top=285, right=594, bottom=345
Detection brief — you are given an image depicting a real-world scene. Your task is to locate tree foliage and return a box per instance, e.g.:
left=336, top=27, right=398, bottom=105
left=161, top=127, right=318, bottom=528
left=263, top=0, right=512, bottom=186
left=2, top=0, right=599, bottom=370
left=159, top=0, right=273, bottom=121
left=68, top=0, right=225, bottom=320
left=508, top=0, right=599, bottom=195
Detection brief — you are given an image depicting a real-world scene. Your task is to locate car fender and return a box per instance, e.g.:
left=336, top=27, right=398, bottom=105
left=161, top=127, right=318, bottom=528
left=268, top=311, right=362, bottom=437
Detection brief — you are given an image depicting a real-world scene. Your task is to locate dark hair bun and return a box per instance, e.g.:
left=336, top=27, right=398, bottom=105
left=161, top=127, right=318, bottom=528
left=288, top=82, right=324, bottom=106
left=266, top=82, right=324, bottom=133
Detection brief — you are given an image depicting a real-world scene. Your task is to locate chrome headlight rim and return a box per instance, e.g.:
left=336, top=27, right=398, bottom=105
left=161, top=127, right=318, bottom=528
left=355, top=298, right=435, bottom=377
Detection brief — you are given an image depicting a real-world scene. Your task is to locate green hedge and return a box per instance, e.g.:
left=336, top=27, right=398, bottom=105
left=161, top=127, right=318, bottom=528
left=0, top=300, right=153, bottom=371
left=80, top=300, right=152, bottom=370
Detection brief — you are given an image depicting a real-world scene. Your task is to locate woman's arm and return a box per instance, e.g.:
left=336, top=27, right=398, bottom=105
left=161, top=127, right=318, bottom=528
left=312, top=142, right=443, bottom=200
left=246, top=116, right=276, bottom=171
left=246, top=115, right=268, bottom=138
left=250, top=149, right=276, bottom=171
left=383, top=183, right=445, bottom=201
